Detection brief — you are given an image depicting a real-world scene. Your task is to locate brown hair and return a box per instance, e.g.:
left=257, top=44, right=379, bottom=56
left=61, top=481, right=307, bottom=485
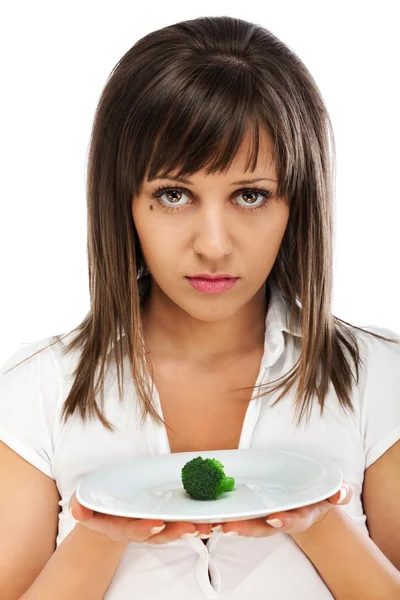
left=4, top=16, right=399, bottom=434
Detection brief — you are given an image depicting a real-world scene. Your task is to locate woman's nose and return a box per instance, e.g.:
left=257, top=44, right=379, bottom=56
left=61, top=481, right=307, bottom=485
left=192, top=207, right=233, bottom=260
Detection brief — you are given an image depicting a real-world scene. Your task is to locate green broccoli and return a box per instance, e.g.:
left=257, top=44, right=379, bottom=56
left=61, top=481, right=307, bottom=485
left=181, top=456, right=235, bottom=500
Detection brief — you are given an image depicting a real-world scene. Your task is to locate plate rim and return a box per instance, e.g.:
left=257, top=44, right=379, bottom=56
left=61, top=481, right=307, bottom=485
left=75, top=448, right=343, bottom=522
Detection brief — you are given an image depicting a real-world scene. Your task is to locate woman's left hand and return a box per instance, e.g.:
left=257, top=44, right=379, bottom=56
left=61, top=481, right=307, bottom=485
left=212, top=481, right=354, bottom=538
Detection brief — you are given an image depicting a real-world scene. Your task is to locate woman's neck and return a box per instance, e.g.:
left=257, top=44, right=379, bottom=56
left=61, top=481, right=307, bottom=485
left=140, top=278, right=269, bottom=369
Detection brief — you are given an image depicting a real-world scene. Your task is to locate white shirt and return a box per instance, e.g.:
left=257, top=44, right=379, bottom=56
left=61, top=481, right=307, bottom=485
left=1, top=277, right=400, bottom=599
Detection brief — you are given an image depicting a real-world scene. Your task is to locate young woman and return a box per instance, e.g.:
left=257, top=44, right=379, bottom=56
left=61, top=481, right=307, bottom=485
left=1, top=15, right=400, bottom=600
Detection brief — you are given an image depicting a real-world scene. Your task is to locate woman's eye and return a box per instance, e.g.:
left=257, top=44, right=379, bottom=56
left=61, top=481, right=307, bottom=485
left=151, top=186, right=274, bottom=213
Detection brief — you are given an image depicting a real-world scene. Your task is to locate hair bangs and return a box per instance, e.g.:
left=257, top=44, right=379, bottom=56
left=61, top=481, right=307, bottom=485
left=133, top=68, right=281, bottom=192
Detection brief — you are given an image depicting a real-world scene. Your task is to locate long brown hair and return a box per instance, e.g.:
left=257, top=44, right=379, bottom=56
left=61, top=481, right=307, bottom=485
left=4, top=16, right=399, bottom=434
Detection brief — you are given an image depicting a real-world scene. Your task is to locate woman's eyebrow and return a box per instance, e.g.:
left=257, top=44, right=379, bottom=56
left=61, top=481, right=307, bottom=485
left=147, top=176, right=278, bottom=184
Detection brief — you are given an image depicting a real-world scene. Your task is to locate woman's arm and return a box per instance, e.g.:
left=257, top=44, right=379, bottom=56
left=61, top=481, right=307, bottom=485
left=290, top=507, right=400, bottom=599
left=20, top=523, right=128, bottom=600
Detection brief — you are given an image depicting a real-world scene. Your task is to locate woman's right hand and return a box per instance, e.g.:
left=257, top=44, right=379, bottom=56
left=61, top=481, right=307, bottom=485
left=69, top=491, right=212, bottom=545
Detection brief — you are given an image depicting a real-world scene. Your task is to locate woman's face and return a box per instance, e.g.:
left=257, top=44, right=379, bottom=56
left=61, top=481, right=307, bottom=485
left=132, top=129, right=290, bottom=323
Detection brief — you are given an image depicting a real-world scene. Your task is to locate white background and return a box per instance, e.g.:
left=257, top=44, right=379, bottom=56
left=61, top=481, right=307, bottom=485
left=0, top=1, right=399, bottom=365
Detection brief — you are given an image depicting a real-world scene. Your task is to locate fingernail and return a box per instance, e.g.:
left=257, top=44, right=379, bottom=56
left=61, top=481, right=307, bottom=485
left=266, top=518, right=283, bottom=528
left=199, top=533, right=211, bottom=539
left=338, top=486, right=347, bottom=504
left=181, top=531, right=200, bottom=538
left=69, top=507, right=77, bottom=521
left=221, top=530, right=240, bottom=536
left=150, top=524, right=166, bottom=534
left=211, top=524, right=223, bottom=532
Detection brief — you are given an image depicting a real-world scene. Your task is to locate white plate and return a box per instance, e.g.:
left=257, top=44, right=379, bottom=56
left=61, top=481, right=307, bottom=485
left=76, top=447, right=343, bottom=524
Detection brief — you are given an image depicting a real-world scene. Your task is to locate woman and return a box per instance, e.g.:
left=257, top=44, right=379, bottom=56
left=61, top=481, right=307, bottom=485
left=1, top=15, right=400, bottom=600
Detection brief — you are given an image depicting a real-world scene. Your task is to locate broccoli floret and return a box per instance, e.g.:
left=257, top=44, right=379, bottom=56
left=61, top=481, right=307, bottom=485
left=181, top=456, right=235, bottom=500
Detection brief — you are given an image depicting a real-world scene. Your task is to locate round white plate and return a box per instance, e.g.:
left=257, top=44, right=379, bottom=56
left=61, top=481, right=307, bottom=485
left=76, top=447, right=343, bottom=524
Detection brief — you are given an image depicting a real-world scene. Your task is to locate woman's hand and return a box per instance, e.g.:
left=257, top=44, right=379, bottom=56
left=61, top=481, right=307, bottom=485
left=212, top=481, right=354, bottom=538
left=69, top=491, right=213, bottom=544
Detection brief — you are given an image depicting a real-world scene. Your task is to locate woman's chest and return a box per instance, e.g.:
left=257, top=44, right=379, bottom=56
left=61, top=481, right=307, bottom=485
left=158, top=387, right=249, bottom=454
left=152, top=353, right=263, bottom=454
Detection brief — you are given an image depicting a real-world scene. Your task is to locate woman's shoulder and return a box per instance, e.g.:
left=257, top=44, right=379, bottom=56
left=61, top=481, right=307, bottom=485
left=1, top=334, right=59, bottom=373
left=0, top=331, right=83, bottom=385
left=353, top=324, right=400, bottom=365
left=350, top=325, right=400, bottom=470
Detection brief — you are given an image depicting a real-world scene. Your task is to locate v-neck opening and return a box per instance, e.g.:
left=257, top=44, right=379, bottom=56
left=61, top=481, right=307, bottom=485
left=150, top=362, right=267, bottom=455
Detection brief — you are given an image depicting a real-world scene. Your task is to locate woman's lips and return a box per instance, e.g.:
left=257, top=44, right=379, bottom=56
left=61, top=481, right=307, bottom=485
left=186, top=277, right=239, bottom=294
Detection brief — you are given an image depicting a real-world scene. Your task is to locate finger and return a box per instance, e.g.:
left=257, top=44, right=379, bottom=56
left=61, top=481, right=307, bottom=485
left=265, top=502, right=328, bottom=534
left=69, top=491, right=211, bottom=540
left=221, top=499, right=330, bottom=537
left=225, top=483, right=354, bottom=538
left=162, top=521, right=211, bottom=537
left=329, top=483, right=353, bottom=505
left=69, top=492, right=94, bottom=521
left=194, top=523, right=213, bottom=537
left=72, top=507, right=208, bottom=543
left=145, top=521, right=203, bottom=544
left=221, top=517, right=279, bottom=537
